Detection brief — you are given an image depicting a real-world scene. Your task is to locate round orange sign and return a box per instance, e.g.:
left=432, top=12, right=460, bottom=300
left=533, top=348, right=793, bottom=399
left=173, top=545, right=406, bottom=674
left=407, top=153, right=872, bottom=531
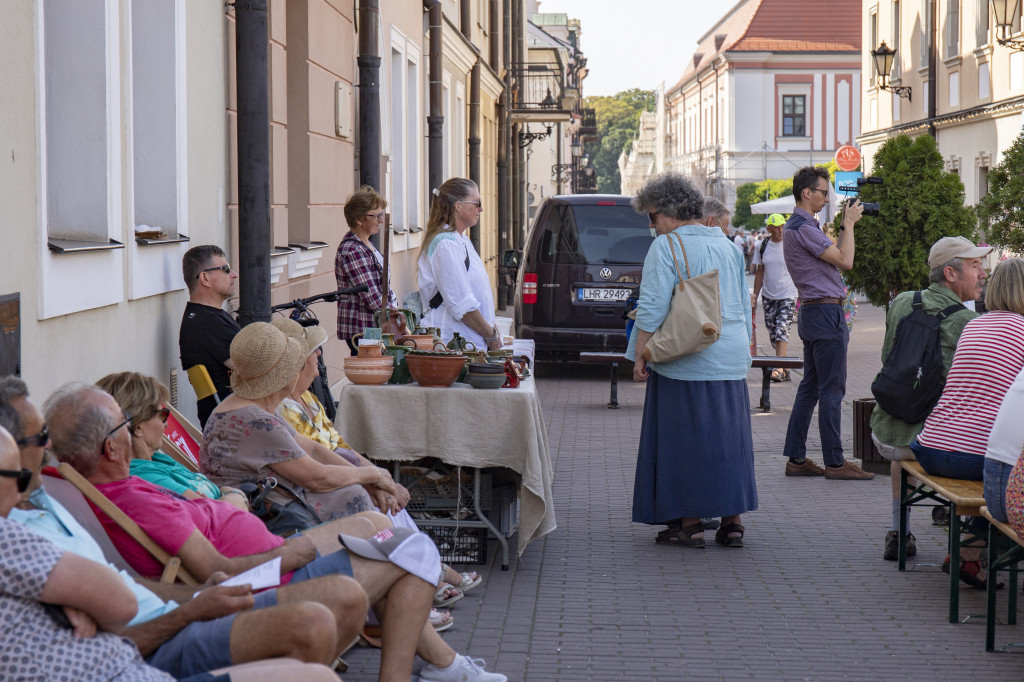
left=835, top=145, right=862, bottom=172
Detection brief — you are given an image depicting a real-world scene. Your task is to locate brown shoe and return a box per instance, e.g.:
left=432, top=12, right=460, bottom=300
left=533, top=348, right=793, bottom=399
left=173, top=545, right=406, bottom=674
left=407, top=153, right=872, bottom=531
left=785, top=459, right=825, bottom=476
left=824, top=461, right=875, bottom=480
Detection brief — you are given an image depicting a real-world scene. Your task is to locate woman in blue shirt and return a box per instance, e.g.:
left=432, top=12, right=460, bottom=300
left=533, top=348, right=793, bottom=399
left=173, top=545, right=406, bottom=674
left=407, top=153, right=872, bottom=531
left=628, top=172, right=758, bottom=548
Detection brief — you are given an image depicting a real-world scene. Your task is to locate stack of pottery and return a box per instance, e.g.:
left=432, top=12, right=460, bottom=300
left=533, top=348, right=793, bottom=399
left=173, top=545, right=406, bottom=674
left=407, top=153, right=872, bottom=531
left=404, top=347, right=468, bottom=388
left=344, top=340, right=394, bottom=385
left=464, top=360, right=506, bottom=389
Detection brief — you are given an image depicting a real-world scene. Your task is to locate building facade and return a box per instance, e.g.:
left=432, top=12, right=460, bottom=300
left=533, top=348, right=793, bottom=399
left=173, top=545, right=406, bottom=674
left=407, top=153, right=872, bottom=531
left=620, top=0, right=861, bottom=209
left=858, top=0, right=1024, bottom=209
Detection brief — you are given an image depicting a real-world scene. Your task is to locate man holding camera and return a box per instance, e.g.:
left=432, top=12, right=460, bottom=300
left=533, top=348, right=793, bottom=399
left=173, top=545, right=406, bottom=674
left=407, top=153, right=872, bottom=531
left=781, top=166, right=874, bottom=480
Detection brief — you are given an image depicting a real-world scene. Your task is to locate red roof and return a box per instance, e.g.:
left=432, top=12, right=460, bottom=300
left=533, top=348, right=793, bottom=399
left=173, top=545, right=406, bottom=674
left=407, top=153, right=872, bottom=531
left=670, top=0, right=862, bottom=92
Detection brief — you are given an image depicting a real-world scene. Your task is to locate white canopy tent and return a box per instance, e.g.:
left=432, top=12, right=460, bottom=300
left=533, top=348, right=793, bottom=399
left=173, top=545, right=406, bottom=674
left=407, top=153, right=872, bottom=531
left=749, top=182, right=841, bottom=224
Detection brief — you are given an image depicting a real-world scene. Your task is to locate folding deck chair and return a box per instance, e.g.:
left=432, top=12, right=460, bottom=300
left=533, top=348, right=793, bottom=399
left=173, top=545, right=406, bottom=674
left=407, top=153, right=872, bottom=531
left=161, top=403, right=202, bottom=473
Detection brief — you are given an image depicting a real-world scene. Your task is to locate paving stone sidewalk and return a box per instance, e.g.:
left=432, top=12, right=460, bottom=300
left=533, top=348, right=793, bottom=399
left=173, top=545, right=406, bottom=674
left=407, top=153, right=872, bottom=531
left=341, top=301, right=1024, bottom=681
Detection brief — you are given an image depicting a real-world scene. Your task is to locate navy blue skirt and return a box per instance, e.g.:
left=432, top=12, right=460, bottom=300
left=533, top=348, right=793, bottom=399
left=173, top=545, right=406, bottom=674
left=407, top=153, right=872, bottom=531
left=632, top=372, right=758, bottom=525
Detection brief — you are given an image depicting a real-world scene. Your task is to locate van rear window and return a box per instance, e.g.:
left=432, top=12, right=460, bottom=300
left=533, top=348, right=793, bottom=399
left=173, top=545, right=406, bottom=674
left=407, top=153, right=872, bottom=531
left=539, top=205, right=653, bottom=265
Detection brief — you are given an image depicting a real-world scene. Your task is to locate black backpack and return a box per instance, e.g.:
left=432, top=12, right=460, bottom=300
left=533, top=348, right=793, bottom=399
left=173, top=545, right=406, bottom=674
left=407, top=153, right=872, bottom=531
left=870, top=291, right=965, bottom=424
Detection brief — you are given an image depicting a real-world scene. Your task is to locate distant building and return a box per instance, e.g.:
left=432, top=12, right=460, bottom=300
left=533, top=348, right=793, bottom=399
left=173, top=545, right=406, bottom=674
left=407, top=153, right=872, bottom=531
left=620, top=0, right=861, bottom=207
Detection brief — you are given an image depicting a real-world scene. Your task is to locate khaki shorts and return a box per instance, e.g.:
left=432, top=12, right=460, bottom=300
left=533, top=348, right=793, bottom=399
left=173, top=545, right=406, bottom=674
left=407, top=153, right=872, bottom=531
left=871, top=433, right=915, bottom=461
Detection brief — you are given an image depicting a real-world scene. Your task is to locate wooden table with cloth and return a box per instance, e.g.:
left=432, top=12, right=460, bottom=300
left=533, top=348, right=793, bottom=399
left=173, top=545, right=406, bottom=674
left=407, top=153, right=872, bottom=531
left=335, top=376, right=556, bottom=569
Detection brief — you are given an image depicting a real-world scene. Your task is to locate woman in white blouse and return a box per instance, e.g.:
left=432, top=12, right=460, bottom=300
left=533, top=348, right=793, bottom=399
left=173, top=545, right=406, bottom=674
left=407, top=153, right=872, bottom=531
left=417, top=177, right=502, bottom=351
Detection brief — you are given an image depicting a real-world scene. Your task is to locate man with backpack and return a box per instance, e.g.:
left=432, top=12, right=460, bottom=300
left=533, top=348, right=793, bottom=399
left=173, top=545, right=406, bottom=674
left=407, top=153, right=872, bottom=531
left=870, top=236, right=990, bottom=560
left=752, top=214, right=798, bottom=381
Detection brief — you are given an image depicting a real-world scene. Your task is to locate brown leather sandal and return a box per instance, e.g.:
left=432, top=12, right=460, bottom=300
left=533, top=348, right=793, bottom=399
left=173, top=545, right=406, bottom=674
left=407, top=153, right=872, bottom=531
left=715, top=523, right=745, bottom=548
left=655, top=521, right=705, bottom=548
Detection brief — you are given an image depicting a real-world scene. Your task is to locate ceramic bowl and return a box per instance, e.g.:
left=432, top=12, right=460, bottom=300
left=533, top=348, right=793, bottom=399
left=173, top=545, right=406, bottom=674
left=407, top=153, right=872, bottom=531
left=401, top=335, right=442, bottom=351
left=343, top=356, right=394, bottom=385
left=465, top=372, right=507, bottom=389
left=405, top=353, right=467, bottom=388
left=467, top=362, right=506, bottom=374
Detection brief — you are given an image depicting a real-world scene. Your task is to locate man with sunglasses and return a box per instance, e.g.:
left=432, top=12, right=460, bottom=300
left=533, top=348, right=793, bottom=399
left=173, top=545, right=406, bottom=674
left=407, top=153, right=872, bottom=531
left=0, top=377, right=369, bottom=679
left=781, top=166, right=873, bottom=481
left=179, top=245, right=241, bottom=428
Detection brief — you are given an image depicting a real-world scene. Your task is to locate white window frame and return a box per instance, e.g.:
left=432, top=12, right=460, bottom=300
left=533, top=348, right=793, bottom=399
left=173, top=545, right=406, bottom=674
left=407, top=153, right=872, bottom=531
left=387, top=28, right=423, bottom=253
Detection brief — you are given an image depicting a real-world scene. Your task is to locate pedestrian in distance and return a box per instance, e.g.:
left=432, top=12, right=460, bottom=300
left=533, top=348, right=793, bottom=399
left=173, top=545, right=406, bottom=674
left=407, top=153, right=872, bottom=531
left=781, top=166, right=874, bottom=480
left=751, top=213, right=798, bottom=382
left=628, top=172, right=758, bottom=549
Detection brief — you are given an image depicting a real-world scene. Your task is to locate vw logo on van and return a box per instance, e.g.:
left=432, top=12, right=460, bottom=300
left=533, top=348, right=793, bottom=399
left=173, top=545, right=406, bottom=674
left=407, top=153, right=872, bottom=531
left=599, top=267, right=612, bottom=280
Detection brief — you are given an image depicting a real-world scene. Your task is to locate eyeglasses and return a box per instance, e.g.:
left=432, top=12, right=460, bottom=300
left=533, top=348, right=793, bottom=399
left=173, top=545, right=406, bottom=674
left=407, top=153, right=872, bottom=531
left=648, top=212, right=659, bottom=224
left=0, top=468, right=32, bottom=493
left=808, top=187, right=829, bottom=196
left=15, top=424, right=48, bottom=449
left=366, top=212, right=385, bottom=222
left=197, top=264, right=233, bottom=279
left=106, top=410, right=133, bottom=441
left=154, top=407, right=170, bottom=424
left=461, top=200, right=483, bottom=208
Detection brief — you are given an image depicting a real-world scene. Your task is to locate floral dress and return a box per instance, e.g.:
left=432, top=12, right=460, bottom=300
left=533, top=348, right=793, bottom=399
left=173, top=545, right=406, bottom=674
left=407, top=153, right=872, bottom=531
left=200, top=406, right=372, bottom=521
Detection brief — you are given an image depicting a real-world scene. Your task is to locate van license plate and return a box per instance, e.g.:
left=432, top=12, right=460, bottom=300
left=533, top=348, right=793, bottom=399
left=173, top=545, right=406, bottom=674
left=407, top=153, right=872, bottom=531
left=577, top=288, right=631, bottom=302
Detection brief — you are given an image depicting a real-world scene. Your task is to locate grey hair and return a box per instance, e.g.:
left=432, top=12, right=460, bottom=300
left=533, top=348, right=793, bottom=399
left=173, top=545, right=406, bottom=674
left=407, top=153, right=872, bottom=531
left=0, top=376, right=28, bottom=406
left=702, top=196, right=729, bottom=220
left=928, top=257, right=964, bottom=284
left=632, top=172, right=704, bottom=222
left=43, top=383, right=114, bottom=478
left=0, top=403, right=21, bottom=441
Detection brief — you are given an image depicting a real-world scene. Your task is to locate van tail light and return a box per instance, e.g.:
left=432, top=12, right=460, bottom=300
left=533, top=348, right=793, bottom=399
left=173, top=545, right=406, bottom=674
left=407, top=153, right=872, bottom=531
left=523, top=273, right=538, bottom=304
left=597, top=200, right=616, bottom=206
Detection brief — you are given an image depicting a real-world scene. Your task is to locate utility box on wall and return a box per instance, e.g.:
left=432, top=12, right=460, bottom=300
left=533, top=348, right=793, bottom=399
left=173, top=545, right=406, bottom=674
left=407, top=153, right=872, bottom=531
left=335, top=81, right=353, bottom=139
left=0, top=294, right=21, bottom=376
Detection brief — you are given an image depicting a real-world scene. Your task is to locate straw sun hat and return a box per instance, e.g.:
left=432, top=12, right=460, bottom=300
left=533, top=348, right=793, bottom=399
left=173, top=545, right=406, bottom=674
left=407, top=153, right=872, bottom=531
left=270, top=317, right=328, bottom=356
left=229, top=322, right=306, bottom=400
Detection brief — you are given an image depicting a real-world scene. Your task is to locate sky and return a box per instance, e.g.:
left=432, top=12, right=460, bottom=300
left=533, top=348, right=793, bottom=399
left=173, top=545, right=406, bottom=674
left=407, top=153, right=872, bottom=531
left=535, top=0, right=737, bottom=97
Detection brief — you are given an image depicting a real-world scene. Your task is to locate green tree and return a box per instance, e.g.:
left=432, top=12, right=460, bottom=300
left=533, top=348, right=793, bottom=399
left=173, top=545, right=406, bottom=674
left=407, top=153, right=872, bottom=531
left=977, top=128, right=1024, bottom=252
left=732, top=162, right=839, bottom=231
left=586, top=89, right=656, bottom=193
left=846, top=134, right=977, bottom=308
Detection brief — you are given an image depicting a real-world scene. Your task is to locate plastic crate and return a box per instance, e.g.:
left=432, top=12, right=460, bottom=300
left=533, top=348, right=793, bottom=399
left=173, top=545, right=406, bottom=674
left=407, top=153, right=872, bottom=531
left=400, top=472, right=492, bottom=513
left=416, top=523, right=488, bottom=564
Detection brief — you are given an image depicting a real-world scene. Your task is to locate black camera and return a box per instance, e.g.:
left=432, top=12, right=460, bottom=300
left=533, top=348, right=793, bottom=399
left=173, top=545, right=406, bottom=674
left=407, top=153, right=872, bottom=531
left=843, top=176, right=881, bottom=217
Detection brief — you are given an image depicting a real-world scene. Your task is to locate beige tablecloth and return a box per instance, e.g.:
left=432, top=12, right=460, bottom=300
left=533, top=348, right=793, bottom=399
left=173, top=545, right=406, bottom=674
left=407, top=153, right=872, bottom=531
left=335, top=377, right=556, bottom=554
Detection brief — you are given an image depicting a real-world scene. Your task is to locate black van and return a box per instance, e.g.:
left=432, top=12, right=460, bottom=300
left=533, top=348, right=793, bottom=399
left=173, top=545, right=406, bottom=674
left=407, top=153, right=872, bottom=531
left=505, top=194, right=653, bottom=358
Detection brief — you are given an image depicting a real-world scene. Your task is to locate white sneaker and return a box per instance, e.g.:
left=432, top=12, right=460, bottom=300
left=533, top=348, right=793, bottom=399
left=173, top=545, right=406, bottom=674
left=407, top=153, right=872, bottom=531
left=418, top=654, right=507, bottom=682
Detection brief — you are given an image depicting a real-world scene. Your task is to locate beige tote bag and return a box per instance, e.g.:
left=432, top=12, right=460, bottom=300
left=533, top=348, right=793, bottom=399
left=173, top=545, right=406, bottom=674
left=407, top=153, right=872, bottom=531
left=641, top=232, right=721, bottom=363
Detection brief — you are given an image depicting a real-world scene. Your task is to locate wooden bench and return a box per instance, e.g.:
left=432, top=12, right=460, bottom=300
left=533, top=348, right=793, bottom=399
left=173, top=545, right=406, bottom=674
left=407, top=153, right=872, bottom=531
left=578, top=352, right=633, bottom=409
left=981, top=506, right=1023, bottom=652
left=898, top=460, right=986, bottom=623
left=750, top=356, right=803, bottom=412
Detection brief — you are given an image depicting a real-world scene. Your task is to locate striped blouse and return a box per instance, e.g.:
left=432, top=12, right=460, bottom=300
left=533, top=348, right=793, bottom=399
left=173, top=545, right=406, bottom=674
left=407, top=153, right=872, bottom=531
left=915, top=311, right=1024, bottom=456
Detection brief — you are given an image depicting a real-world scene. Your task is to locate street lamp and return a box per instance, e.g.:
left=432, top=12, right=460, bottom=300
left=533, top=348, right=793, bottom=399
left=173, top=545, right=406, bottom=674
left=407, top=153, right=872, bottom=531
left=870, top=41, right=912, bottom=101
left=571, top=139, right=582, bottom=158
left=991, top=0, right=1024, bottom=50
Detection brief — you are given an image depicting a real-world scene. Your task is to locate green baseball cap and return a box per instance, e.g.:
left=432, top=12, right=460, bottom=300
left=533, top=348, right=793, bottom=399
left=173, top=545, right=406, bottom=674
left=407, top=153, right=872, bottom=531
left=765, top=213, right=786, bottom=227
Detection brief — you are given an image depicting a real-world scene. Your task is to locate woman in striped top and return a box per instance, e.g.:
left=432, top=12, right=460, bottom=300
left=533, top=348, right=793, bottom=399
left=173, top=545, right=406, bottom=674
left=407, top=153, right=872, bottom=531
left=910, top=258, right=1024, bottom=587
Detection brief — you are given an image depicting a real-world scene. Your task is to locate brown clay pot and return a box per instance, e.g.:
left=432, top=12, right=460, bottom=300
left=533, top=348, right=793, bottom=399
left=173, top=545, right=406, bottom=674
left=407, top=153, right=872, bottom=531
left=343, top=357, right=394, bottom=385
left=405, top=353, right=467, bottom=388
left=401, top=334, right=439, bottom=351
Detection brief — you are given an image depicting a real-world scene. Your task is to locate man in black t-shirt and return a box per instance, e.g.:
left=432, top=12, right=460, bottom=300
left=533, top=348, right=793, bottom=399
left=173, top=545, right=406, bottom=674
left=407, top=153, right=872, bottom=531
left=179, top=245, right=240, bottom=427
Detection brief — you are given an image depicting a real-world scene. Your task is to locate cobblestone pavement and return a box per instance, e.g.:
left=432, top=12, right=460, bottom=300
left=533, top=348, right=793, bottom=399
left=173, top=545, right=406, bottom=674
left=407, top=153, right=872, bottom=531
left=340, top=301, right=1024, bottom=681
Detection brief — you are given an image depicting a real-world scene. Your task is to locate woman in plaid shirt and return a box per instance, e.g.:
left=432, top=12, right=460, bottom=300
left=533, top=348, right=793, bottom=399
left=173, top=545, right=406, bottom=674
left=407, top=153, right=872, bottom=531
left=336, top=186, right=397, bottom=353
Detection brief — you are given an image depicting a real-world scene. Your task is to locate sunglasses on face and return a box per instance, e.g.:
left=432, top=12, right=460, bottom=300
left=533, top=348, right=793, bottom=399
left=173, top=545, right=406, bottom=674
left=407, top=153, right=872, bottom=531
left=196, top=264, right=233, bottom=279
left=155, top=407, right=170, bottom=424
left=648, top=212, right=659, bottom=224
left=0, top=467, right=32, bottom=493
left=461, top=200, right=482, bottom=208
left=16, top=424, right=48, bottom=449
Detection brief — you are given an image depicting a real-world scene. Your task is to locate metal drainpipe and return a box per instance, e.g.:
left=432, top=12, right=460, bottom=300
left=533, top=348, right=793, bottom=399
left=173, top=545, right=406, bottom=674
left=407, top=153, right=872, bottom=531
left=511, top=0, right=524, bottom=251
left=469, top=60, right=482, bottom=252
left=489, top=0, right=499, bottom=71
left=927, top=0, right=937, bottom=138
left=235, top=0, right=271, bottom=326
left=425, top=1, right=444, bottom=198
left=460, top=0, right=471, bottom=38
left=497, top=0, right=511, bottom=305
left=357, top=0, right=382, bottom=247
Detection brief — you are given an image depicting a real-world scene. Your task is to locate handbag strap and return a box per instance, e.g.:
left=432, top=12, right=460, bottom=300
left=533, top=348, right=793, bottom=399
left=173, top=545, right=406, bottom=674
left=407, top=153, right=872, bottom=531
left=667, top=232, right=691, bottom=290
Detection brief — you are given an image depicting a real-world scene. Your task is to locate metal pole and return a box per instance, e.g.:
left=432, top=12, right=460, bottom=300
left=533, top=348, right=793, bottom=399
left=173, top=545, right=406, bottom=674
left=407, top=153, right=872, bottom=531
left=358, top=0, right=382, bottom=247
left=235, top=0, right=271, bottom=326
left=426, top=1, right=444, bottom=196
left=497, top=0, right=511, bottom=305
left=469, top=60, right=482, bottom=251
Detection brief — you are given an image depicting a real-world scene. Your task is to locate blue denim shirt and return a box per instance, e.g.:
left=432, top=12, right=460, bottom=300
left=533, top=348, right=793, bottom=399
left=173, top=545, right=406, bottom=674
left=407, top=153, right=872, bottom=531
left=625, top=224, right=752, bottom=381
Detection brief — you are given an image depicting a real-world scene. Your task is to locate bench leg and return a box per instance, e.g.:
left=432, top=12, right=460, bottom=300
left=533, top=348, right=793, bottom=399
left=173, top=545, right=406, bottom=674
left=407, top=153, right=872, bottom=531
left=898, top=467, right=909, bottom=571
left=949, top=503, right=961, bottom=624
left=608, top=362, right=619, bottom=409
left=759, top=366, right=772, bottom=411
left=987, top=524, right=998, bottom=651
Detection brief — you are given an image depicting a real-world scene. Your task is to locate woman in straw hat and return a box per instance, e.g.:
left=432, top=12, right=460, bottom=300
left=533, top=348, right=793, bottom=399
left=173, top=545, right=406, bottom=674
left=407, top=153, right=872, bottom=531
left=199, top=322, right=400, bottom=525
